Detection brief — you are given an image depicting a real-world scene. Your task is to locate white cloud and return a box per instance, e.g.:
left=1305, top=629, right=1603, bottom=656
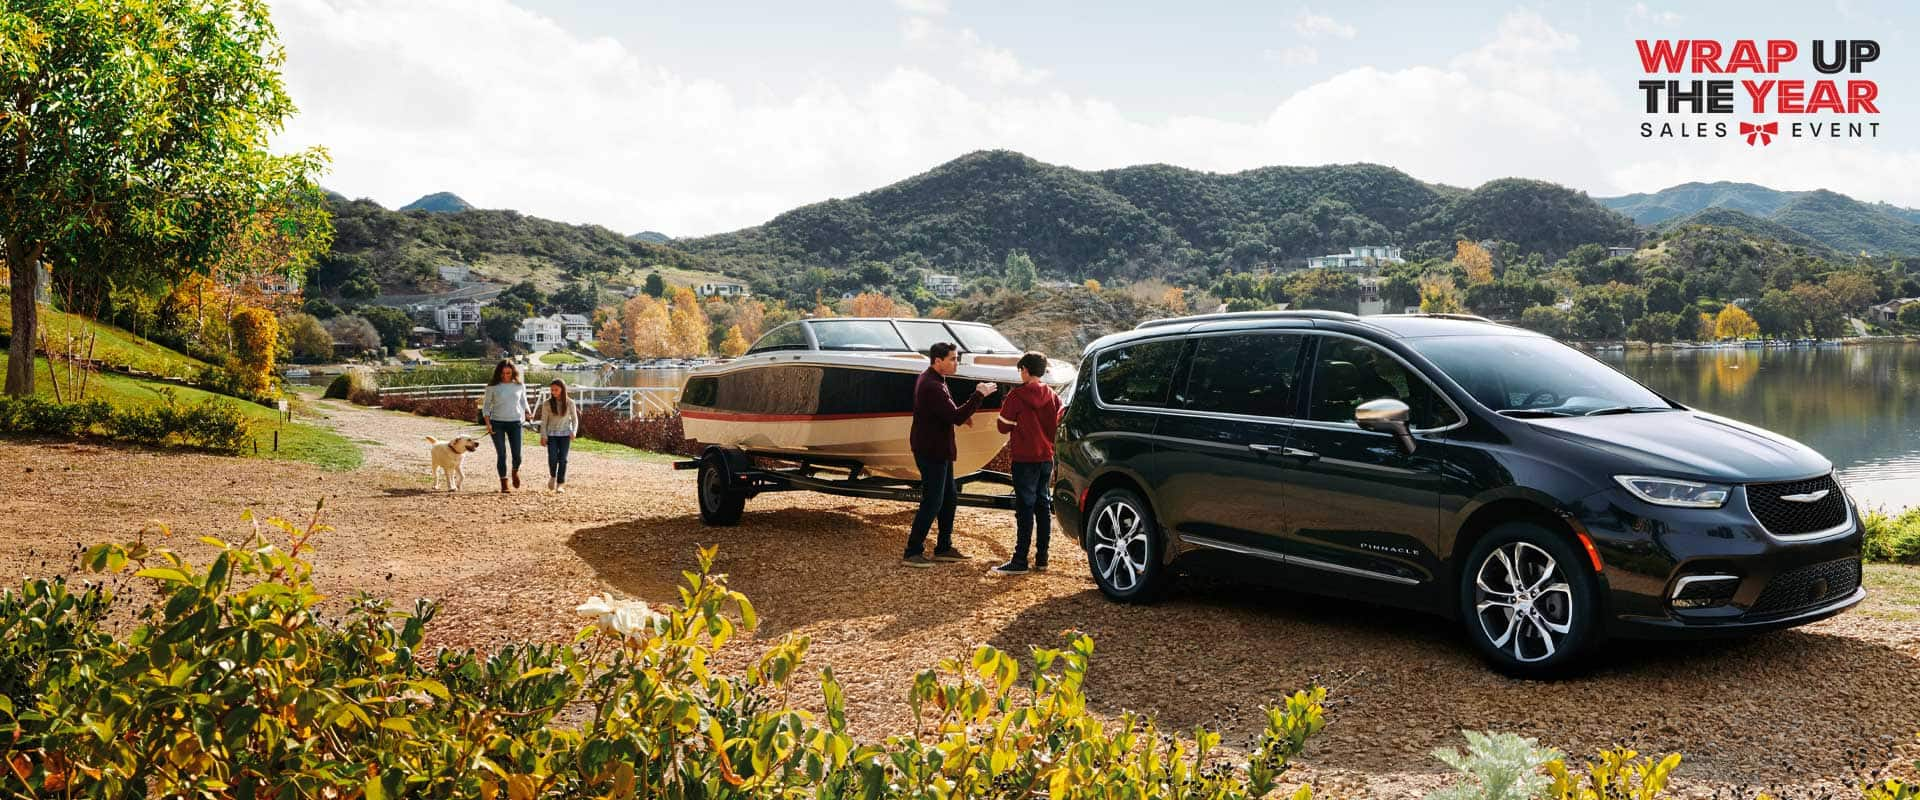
left=901, top=15, right=936, bottom=42
left=1265, top=46, right=1320, bottom=66
left=1293, top=9, right=1356, bottom=40
left=270, top=2, right=1920, bottom=239
left=894, top=0, right=948, bottom=15
left=1627, top=3, right=1683, bottom=26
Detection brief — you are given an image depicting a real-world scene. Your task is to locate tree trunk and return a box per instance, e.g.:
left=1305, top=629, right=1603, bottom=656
left=5, top=237, right=38, bottom=397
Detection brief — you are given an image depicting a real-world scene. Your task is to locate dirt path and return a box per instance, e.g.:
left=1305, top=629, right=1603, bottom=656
left=1, top=401, right=1916, bottom=797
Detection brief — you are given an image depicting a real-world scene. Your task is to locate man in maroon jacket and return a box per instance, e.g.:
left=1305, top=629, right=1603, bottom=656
left=904, top=342, right=998, bottom=567
left=990, top=352, right=1064, bottom=575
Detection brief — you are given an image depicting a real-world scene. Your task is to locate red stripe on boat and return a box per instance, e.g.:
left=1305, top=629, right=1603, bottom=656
left=680, top=409, right=915, bottom=422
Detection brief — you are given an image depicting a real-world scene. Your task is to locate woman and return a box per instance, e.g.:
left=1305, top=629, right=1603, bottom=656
left=482, top=359, right=533, bottom=493
left=536, top=379, right=579, bottom=493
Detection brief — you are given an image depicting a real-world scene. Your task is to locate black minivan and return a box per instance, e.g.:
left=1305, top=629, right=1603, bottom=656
left=1052, top=310, right=1864, bottom=674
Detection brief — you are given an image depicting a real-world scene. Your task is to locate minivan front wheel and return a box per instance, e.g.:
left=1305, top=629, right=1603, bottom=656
left=1086, top=489, right=1166, bottom=602
left=1459, top=522, right=1598, bottom=676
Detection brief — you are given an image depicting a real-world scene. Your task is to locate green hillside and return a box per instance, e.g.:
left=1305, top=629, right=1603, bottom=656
left=682, top=150, right=1639, bottom=296
left=1652, top=208, right=1832, bottom=254
left=1598, top=182, right=1920, bottom=254
left=399, top=192, right=475, bottom=213
left=0, top=303, right=211, bottom=379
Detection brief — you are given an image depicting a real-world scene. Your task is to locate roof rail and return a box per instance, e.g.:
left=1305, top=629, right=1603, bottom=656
left=1134, top=309, right=1359, bottom=330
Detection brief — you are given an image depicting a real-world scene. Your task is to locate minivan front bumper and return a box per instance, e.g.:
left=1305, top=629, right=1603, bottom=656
left=1573, top=486, right=1866, bottom=639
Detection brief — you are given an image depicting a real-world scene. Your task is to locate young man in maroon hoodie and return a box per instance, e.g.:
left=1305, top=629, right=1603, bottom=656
left=903, top=342, right=998, bottom=568
left=990, top=351, right=1064, bottom=576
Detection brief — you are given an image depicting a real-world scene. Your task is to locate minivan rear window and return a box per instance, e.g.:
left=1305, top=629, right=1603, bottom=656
left=1094, top=339, right=1183, bottom=407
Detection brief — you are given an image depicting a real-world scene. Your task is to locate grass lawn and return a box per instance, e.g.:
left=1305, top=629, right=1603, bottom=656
left=568, top=436, right=681, bottom=464
left=0, top=302, right=210, bottom=379
left=538, top=350, right=586, bottom=365
left=0, top=355, right=362, bottom=471
left=1863, top=564, right=1920, bottom=622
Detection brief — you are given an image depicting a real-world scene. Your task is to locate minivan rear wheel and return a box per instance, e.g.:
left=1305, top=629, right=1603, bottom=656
left=1458, top=522, right=1599, bottom=677
left=1086, top=489, right=1166, bottom=602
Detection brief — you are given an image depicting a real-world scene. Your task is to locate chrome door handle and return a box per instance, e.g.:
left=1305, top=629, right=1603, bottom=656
left=1248, top=444, right=1318, bottom=460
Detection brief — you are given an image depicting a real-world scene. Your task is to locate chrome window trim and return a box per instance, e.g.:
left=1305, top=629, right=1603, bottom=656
left=1742, top=474, right=1856, bottom=542
left=1182, top=534, right=1422, bottom=586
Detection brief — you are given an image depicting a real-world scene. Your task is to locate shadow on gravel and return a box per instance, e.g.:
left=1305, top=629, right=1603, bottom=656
left=379, top=487, right=437, bottom=498
left=986, top=576, right=1920, bottom=785
left=567, top=503, right=1022, bottom=638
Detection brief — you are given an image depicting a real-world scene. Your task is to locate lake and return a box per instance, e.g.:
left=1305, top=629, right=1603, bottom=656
left=1599, top=342, right=1920, bottom=513
left=565, top=343, right=1920, bottom=512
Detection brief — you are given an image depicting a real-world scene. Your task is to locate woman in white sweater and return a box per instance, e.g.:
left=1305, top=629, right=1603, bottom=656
left=536, top=380, right=579, bottom=492
left=482, top=360, right=534, bottom=493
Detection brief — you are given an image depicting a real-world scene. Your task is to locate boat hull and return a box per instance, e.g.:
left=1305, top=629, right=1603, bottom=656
left=679, top=410, right=1009, bottom=478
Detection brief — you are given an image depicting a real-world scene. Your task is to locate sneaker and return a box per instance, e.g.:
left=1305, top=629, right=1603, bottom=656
left=547, top=477, right=557, bottom=491
left=556, top=484, right=565, bottom=494
left=989, top=561, right=1029, bottom=576
left=902, top=554, right=935, bottom=568
left=1033, top=558, right=1049, bottom=572
left=931, top=548, right=969, bottom=562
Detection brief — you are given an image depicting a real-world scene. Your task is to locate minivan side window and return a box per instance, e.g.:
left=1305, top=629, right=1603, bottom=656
left=1094, top=339, right=1184, bottom=407
left=1176, top=333, right=1304, bottom=418
left=1308, top=337, right=1458, bottom=429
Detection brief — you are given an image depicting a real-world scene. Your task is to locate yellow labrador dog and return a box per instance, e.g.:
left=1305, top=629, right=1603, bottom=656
left=425, top=435, right=482, bottom=491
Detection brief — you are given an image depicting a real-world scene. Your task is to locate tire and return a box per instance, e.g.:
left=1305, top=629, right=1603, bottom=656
left=697, top=453, right=745, bottom=526
left=1085, top=488, right=1167, bottom=602
left=1458, top=522, right=1601, bottom=677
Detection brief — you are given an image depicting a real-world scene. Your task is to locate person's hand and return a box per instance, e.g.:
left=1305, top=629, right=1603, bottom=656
left=485, top=424, right=493, bottom=436
left=540, top=436, right=547, bottom=446
left=975, top=381, right=998, bottom=397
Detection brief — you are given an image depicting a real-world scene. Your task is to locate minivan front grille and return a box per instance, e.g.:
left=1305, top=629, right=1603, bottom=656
left=1745, top=475, right=1848, bottom=537
left=1746, top=557, right=1861, bottom=618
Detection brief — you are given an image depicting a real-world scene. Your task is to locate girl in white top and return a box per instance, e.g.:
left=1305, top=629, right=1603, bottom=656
left=536, top=380, right=579, bottom=492
left=482, top=360, right=534, bottom=492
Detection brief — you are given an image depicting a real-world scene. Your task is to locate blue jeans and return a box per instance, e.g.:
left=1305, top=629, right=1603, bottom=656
left=489, top=420, right=522, bottom=477
left=1011, top=461, right=1053, bottom=566
left=906, top=455, right=958, bottom=557
left=546, top=435, right=572, bottom=484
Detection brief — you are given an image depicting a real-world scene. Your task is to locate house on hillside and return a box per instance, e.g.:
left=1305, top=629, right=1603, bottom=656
left=924, top=273, right=962, bottom=297
left=435, top=301, right=485, bottom=336
left=695, top=281, right=750, bottom=298
left=1308, top=245, right=1404, bottom=271
left=514, top=315, right=564, bottom=351
left=1357, top=276, right=1385, bottom=316
left=1607, top=246, right=1637, bottom=259
left=1870, top=297, right=1920, bottom=324
left=557, top=313, right=593, bottom=343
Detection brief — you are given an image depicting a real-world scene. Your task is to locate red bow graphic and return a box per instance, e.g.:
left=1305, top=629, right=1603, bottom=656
left=1739, top=121, right=1778, bottom=146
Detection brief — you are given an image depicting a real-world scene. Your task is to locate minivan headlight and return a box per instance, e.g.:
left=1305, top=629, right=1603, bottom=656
left=1613, top=475, right=1730, bottom=508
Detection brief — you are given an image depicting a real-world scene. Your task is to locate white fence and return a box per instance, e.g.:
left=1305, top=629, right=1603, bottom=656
left=375, top=383, right=680, bottom=418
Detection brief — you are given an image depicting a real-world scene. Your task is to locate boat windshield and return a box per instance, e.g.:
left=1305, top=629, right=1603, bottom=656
left=894, top=320, right=955, bottom=354
left=809, top=319, right=910, bottom=351
left=948, top=323, right=1022, bottom=354
left=1407, top=335, right=1674, bottom=416
left=747, top=322, right=810, bottom=353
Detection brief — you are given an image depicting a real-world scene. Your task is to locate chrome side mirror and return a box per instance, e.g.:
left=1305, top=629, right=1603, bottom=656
left=1356, top=398, right=1416, bottom=454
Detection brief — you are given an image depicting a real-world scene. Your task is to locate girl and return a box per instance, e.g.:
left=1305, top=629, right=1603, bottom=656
left=482, top=359, right=533, bottom=493
left=537, top=379, right=579, bottom=492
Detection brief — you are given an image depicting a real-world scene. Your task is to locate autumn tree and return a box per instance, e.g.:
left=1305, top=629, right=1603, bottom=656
left=668, top=288, right=710, bottom=357
left=1714, top=305, right=1759, bottom=340
left=229, top=307, right=277, bottom=395
left=282, top=313, right=333, bottom=363
left=621, top=295, right=671, bottom=357
left=1084, top=278, right=1102, bottom=292
left=733, top=299, right=767, bottom=342
left=1161, top=287, right=1188, bottom=314
left=2, top=0, right=329, bottom=396
left=595, top=315, right=627, bottom=358
left=1824, top=271, right=1877, bottom=311
left=848, top=292, right=897, bottom=317
left=719, top=325, right=750, bottom=357
left=1455, top=240, right=1495, bottom=285
left=1419, top=275, right=1464, bottom=314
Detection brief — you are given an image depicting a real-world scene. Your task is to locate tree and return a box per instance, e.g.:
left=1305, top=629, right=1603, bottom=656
left=2, top=0, right=329, bottom=396
left=1824, top=271, right=1877, bottom=311
left=733, top=299, right=766, bottom=342
left=667, top=288, right=710, bottom=357
left=303, top=298, right=342, bottom=320
left=595, top=315, right=627, bottom=358
left=1419, top=276, right=1464, bottom=314
left=323, top=315, right=381, bottom=354
left=1714, top=305, right=1759, bottom=340
left=1568, top=285, right=1629, bottom=340
left=1161, top=287, right=1188, bottom=314
left=1750, top=289, right=1805, bottom=337
left=479, top=307, right=522, bottom=352
left=495, top=281, right=546, bottom=316
left=621, top=295, right=671, bottom=357
left=1900, top=302, right=1920, bottom=329
left=1084, top=278, right=1102, bottom=293
left=1004, top=251, right=1037, bottom=292
left=357, top=305, right=414, bottom=351
left=643, top=272, right=666, bottom=298
left=230, top=307, right=277, bottom=395
left=1518, top=306, right=1570, bottom=339
left=719, top=325, right=750, bottom=357
left=283, top=313, right=334, bottom=363
left=848, top=292, right=900, bottom=317
left=552, top=281, right=600, bottom=314
left=1454, top=240, right=1495, bottom=285
left=1285, top=270, right=1360, bottom=312
left=1790, top=283, right=1846, bottom=338
left=1628, top=311, right=1682, bottom=343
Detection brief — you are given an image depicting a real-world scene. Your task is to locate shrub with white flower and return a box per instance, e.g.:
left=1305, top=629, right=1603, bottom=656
left=575, top=592, right=663, bottom=644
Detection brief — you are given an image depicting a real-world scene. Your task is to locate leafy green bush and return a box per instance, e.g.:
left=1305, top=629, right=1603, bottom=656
left=1863, top=508, right=1920, bottom=564
left=323, top=367, right=380, bottom=403
left=0, top=395, right=111, bottom=437
left=0, top=393, right=247, bottom=452
left=0, top=509, right=1328, bottom=798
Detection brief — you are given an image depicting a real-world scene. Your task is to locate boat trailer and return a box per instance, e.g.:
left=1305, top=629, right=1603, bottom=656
left=674, top=445, right=1017, bottom=526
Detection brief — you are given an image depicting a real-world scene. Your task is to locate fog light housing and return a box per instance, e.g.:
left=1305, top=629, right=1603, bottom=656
left=1671, top=574, right=1740, bottom=609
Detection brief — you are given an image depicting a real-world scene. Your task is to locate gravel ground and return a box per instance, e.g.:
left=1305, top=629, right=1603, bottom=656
left=1, top=399, right=1916, bottom=798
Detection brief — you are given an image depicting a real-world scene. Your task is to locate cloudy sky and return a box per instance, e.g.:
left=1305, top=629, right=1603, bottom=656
left=269, top=0, right=1916, bottom=237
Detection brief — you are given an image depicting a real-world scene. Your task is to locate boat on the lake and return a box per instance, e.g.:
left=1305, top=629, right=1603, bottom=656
left=678, top=318, right=1076, bottom=480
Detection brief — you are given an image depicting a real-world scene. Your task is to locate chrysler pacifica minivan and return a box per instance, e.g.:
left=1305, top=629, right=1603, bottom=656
left=1051, top=310, right=1864, bottom=675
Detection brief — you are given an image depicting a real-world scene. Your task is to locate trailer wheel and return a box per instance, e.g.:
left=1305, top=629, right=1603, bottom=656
left=697, top=453, right=746, bottom=526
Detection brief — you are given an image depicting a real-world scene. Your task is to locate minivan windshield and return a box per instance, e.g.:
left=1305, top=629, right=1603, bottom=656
left=1408, top=335, right=1675, bottom=417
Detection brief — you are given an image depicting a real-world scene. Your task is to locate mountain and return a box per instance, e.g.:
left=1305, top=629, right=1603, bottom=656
left=683, top=150, right=1638, bottom=294
left=1597, top=182, right=1920, bottom=254
left=400, top=192, right=475, bottom=213
left=1652, top=207, right=1832, bottom=254
left=629, top=231, right=672, bottom=243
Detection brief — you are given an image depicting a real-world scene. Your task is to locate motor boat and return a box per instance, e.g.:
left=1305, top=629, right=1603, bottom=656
left=678, top=317, right=1077, bottom=480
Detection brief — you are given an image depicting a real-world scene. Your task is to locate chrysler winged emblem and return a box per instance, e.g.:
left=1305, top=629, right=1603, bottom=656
left=1779, top=489, right=1830, bottom=503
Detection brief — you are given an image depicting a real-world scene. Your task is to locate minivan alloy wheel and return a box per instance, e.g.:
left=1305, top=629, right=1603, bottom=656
left=1091, top=500, right=1150, bottom=592
left=1473, top=542, right=1575, bottom=663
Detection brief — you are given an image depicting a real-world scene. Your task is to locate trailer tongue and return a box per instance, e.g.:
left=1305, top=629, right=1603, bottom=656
left=675, top=446, right=1016, bottom=526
